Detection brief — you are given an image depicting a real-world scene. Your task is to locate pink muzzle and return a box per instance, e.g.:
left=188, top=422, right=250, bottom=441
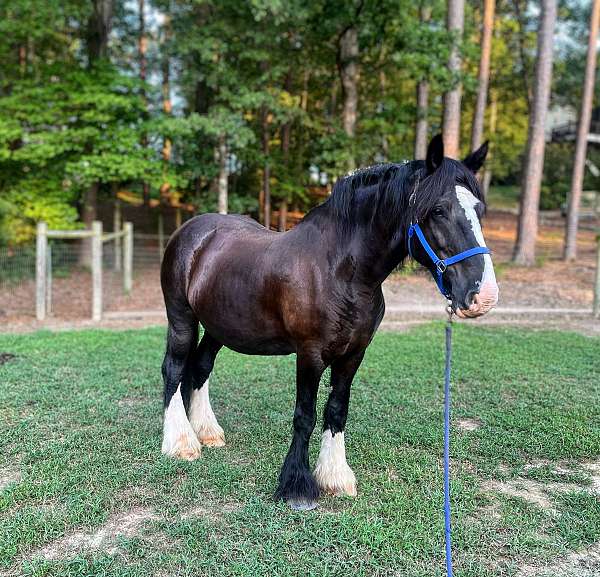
left=455, top=281, right=499, bottom=319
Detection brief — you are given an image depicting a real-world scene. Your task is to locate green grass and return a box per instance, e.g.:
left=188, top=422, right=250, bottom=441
left=0, top=325, right=599, bottom=576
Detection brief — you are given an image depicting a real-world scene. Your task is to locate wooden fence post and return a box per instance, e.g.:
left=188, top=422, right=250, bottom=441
left=92, top=221, right=103, bottom=321
left=594, top=234, right=600, bottom=318
left=113, top=200, right=122, bottom=272
left=46, top=244, right=52, bottom=315
left=123, top=221, right=133, bottom=294
left=36, top=222, right=48, bottom=321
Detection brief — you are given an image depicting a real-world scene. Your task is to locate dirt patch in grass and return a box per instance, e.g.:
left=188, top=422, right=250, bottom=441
left=0, top=468, right=21, bottom=491
left=457, top=418, right=482, bottom=432
left=182, top=494, right=243, bottom=524
left=482, top=478, right=572, bottom=512
left=583, top=460, right=600, bottom=494
left=516, top=541, right=600, bottom=577
left=484, top=459, right=600, bottom=514
left=34, top=507, right=157, bottom=560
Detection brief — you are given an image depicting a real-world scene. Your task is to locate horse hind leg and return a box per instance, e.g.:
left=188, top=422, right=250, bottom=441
left=161, top=314, right=202, bottom=461
left=313, top=352, right=364, bottom=497
left=186, top=333, right=225, bottom=447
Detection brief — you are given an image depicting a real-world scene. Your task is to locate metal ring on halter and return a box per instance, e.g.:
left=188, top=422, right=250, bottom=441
left=436, top=261, right=447, bottom=273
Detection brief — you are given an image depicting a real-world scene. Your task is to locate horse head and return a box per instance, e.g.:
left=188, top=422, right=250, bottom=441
left=409, top=135, right=499, bottom=318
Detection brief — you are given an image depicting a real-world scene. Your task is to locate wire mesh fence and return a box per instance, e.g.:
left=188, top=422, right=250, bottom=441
left=0, top=245, right=36, bottom=318
left=0, top=233, right=167, bottom=322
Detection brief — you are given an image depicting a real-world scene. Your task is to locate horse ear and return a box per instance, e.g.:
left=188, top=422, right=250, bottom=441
left=463, top=141, right=489, bottom=173
left=425, top=134, right=444, bottom=174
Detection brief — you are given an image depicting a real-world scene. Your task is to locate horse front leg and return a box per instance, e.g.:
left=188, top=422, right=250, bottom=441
left=314, top=351, right=365, bottom=497
left=275, top=350, right=325, bottom=510
left=161, top=316, right=202, bottom=461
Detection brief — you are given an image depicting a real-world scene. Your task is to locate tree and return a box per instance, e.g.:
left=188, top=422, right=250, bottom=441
left=338, top=24, right=360, bottom=170
left=442, top=0, right=465, bottom=158
left=217, top=134, right=228, bottom=215
left=138, top=0, right=150, bottom=205
left=87, top=0, right=113, bottom=63
left=564, top=0, right=600, bottom=261
left=471, top=0, right=495, bottom=151
left=513, top=0, right=557, bottom=266
left=414, top=4, right=432, bottom=160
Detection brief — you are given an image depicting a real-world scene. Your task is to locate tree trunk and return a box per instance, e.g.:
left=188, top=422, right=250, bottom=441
left=513, top=0, right=533, bottom=110
left=471, top=0, right=495, bottom=151
left=415, top=80, right=430, bottom=160
left=280, top=71, right=292, bottom=230
left=87, top=0, right=112, bottom=65
left=379, top=69, right=389, bottom=161
left=18, top=44, right=26, bottom=77
left=278, top=201, right=288, bottom=232
left=139, top=0, right=150, bottom=205
left=564, top=0, right=600, bottom=260
left=81, top=0, right=112, bottom=265
left=482, top=88, right=498, bottom=198
left=79, top=183, right=98, bottom=266
left=414, top=5, right=431, bottom=160
left=513, top=0, right=557, bottom=266
left=339, top=25, right=359, bottom=169
left=442, top=0, right=465, bottom=158
left=217, top=134, right=228, bottom=215
left=160, top=15, right=172, bottom=203
left=262, top=107, right=271, bottom=230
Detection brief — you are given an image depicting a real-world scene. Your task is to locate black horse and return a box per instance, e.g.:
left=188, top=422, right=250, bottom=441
left=159, top=135, right=498, bottom=509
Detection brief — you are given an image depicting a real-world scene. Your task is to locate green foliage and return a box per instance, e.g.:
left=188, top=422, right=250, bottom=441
left=0, top=0, right=594, bottom=244
left=0, top=66, right=160, bottom=242
left=539, top=143, right=600, bottom=210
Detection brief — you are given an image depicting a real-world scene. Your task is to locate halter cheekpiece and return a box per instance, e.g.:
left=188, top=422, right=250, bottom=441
left=407, top=220, right=490, bottom=299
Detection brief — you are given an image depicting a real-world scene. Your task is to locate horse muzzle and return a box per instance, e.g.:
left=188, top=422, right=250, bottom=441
left=455, top=281, right=499, bottom=319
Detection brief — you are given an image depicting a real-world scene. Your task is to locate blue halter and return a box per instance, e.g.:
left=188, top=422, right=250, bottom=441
left=407, top=222, right=490, bottom=298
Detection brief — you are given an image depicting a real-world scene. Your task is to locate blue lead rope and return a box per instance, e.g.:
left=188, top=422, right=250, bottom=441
left=406, top=219, right=490, bottom=575
left=444, top=316, right=454, bottom=577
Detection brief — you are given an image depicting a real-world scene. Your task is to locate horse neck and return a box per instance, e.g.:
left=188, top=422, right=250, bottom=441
left=348, top=218, right=408, bottom=286
left=299, top=202, right=408, bottom=289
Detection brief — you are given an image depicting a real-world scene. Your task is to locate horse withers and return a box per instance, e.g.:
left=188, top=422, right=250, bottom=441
left=159, top=135, right=498, bottom=510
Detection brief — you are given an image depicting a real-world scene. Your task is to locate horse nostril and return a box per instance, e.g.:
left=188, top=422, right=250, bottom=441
left=465, top=289, right=478, bottom=308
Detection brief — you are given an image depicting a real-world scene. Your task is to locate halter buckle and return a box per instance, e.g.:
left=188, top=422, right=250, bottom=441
left=436, top=261, right=447, bottom=273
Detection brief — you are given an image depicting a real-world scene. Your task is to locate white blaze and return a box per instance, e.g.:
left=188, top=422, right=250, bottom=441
left=455, top=186, right=497, bottom=287
left=455, top=185, right=499, bottom=314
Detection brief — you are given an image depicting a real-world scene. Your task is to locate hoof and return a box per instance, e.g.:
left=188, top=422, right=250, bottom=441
left=315, top=469, right=357, bottom=497
left=199, top=429, right=226, bottom=447
left=275, top=464, right=320, bottom=509
left=162, top=433, right=202, bottom=461
left=287, top=499, right=318, bottom=511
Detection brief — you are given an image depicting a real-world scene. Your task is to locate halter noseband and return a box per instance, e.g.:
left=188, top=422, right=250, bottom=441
left=407, top=223, right=490, bottom=299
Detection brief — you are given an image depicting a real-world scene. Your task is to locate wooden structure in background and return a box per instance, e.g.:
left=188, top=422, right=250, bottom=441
left=266, top=185, right=330, bottom=231
left=36, top=220, right=133, bottom=322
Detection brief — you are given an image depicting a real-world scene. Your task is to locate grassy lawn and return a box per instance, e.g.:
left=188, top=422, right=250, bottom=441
left=0, top=325, right=599, bottom=577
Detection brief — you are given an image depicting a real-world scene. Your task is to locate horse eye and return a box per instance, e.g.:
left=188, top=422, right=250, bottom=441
left=432, top=207, right=444, bottom=217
